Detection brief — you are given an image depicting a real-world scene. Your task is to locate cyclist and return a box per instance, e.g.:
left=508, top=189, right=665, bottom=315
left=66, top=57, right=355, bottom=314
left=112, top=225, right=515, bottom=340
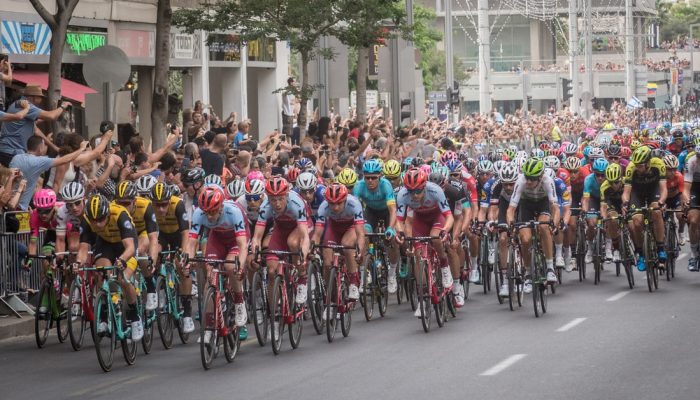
left=237, top=178, right=266, bottom=226
left=136, top=174, right=158, bottom=198
left=564, top=155, right=588, bottom=272
left=506, top=158, right=560, bottom=291
left=582, top=158, right=610, bottom=263
left=55, top=182, right=86, bottom=259
left=488, top=163, right=519, bottom=297
left=394, top=169, right=454, bottom=318
left=114, top=180, right=160, bottom=311
left=296, top=172, right=326, bottom=223
left=226, top=178, right=246, bottom=201
left=622, top=146, right=667, bottom=271
left=312, top=183, right=366, bottom=300
left=337, top=167, right=358, bottom=191
left=76, top=194, right=143, bottom=340
left=182, top=167, right=206, bottom=220
left=151, top=182, right=195, bottom=334
left=28, top=189, right=63, bottom=306
left=683, top=144, right=700, bottom=271
left=663, top=154, right=687, bottom=244
left=185, top=187, right=249, bottom=328
left=353, top=159, right=399, bottom=293
left=251, top=177, right=312, bottom=304
left=383, top=159, right=402, bottom=191
left=545, top=168, right=571, bottom=269
left=600, top=163, right=625, bottom=263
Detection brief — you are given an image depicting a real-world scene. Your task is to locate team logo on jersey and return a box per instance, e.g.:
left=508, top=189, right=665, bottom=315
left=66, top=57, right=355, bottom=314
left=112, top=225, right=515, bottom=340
left=124, top=220, right=133, bottom=230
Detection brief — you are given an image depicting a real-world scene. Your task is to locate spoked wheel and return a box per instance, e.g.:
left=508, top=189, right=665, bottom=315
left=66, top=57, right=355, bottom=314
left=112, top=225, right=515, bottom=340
left=93, top=291, right=115, bottom=372
left=377, top=256, right=388, bottom=318
left=325, top=269, right=338, bottom=343
left=68, top=280, right=86, bottom=351
left=361, top=263, right=374, bottom=321
left=121, top=298, right=137, bottom=366
left=340, top=277, right=352, bottom=338
left=622, top=231, right=636, bottom=289
left=532, top=251, right=544, bottom=318
left=270, top=275, right=285, bottom=354
left=252, top=270, right=270, bottom=345
left=576, top=222, right=587, bottom=281
left=139, top=286, right=154, bottom=355
left=593, top=232, right=602, bottom=285
left=417, top=258, right=432, bottom=333
left=56, top=282, right=69, bottom=344
left=434, top=266, right=446, bottom=328
left=507, top=266, right=516, bottom=311
left=175, top=283, right=191, bottom=345
left=539, top=283, right=548, bottom=314
left=34, top=283, right=51, bottom=349
left=155, top=276, right=174, bottom=349
left=200, top=286, right=218, bottom=370
left=407, top=257, right=418, bottom=311
left=494, top=268, right=504, bottom=304
left=288, top=299, right=303, bottom=349
left=307, top=262, right=325, bottom=335
left=644, top=236, right=655, bottom=293
left=223, top=293, right=239, bottom=363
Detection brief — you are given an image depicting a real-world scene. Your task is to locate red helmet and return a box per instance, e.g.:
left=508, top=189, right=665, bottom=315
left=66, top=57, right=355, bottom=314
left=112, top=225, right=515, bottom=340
left=403, top=168, right=427, bottom=191
left=287, top=166, right=300, bottom=183
left=266, top=176, right=290, bottom=196
left=620, top=146, right=632, bottom=159
left=325, top=183, right=348, bottom=204
left=198, top=187, right=225, bottom=212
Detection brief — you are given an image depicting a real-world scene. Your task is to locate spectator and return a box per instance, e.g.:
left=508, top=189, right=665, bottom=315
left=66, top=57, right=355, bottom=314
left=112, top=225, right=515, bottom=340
left=0, top=55, right=11, bottom=111
left=282, top=77, right=297, bottom=137
left=200, top=133, right=227, bottom=176
left=0, top=85, right=71, bottom=166
left=233, top=120, right=253, bottom=149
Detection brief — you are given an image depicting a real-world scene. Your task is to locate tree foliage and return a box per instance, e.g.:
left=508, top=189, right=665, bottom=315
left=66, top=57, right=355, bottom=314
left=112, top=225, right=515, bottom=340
left=657, top=0, right=700, bottom=43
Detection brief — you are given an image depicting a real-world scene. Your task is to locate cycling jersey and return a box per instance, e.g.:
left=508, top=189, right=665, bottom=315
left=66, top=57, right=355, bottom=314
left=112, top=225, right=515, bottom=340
left=583, top=174, right=602, bottom=199
left=624, top=157, right=666, bottom=186
left=460, top=169, right=478, bottom=204
left=352, top=178, right=395, bottom=211
left=396, top=182, right=452, bottom=220
left=679, top=149, right=692, bottom=172
left=666, top=170, right=684, bottom=198
left=236, top=196, right=262, bottom=225
left=668, top=141, right=684, bottom=156
left=256, top=190, right=308, bottom=229
left=600, top=180, right=624, bottom=205
left=489, top=181, right=513, bottom=205
left=115, top=197, right=158, bottom=235
left=80, top=204, right=137, bottom=244
left=189, top=200, right=247, bottom=239
left=509, top=174, right=558, bottom=206
left=155, top=196, right=188, bottom=234
left=684, top=152, right=699, bottom=183
left=30, top=204, right=62, bottom=238
left=56, top=203, right=80, bottom=236
left=554, top=177, right=571, bottom=206
left=557, top=168, right=571, bottom=187
left=315, top=195, right=365, bottom=229
left=480, top=177, right=497, bottom=208
left=443, top=179, right=467, bottom=216
left=294, top=184, right=326, bottom=216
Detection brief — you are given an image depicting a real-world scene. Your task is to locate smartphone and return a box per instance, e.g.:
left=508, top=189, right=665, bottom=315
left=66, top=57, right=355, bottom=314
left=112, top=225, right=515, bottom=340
left=0, top=53, right=7, bottom=63
left=280, top=134, right=287, bottom=141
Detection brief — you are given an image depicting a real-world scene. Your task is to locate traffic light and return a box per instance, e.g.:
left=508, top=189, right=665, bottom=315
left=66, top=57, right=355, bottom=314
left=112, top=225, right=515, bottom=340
left=562, top=78, right=573, bottom=103
left=526, top=95, right=533, bottom=109
left=449, top=83, right=460, bottom=107
left=400, top=98, right=412, bottom=126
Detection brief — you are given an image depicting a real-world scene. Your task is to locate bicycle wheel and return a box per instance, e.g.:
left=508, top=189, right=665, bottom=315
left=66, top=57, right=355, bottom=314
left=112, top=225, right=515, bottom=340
left=174, top=282, right=191, bottom=345
left=622, top=229, right=636, bottom=289
left=340, top=275, right=352, bottom=338
left=417, top=258, right=432, bottom=333
left=34, top=282, right=51, bottom=349
left=325, top=268, right=338, bottom=343
left=288, top=285, right=303, bottom=349
left=252, top=269, right=270, bottom=345
left=223, top=293, right=239, bottom=363
left=507, top=247, right=516, bottom=311
left=593, top=230, right=602, bottom=285
left=68, top=279, right=86, bottom=351
left=361, top=261, right=374, bottom=321
left=378, top=253, right=389, bottom=318
left=480, top=240, right=489, bottom=294
left=576, top=221, right=587, bottom=281
left=155, top=275, right=174, bottom=349
left=407, top=257, right=418, bottom=311
left=643, top=231, right=654, bottom=293
left=139, top=284, right=154, bottom=355
left=308, top=261, right=325, bottom=335
left=666, top=223, right=677, bottom=281
left=531, top=249, right=542, bottom=318
left=270, top=275, right=285, bottom=354
left=494, top=266, right=504, bottom=304
left=200, top=286, right=218, bottom=370
left=56, top=279, right=69, bottom=344
left=92, top=291, right=115, bottom=372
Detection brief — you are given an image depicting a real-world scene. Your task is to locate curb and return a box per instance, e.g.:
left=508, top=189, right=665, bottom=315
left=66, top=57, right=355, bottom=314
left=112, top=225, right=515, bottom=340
left=0, top=317, right=34, bottom=341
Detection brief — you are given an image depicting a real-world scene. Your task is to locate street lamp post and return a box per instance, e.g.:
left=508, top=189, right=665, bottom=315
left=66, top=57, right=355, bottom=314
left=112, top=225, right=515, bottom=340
left=690, top=24, right=700, bottom=93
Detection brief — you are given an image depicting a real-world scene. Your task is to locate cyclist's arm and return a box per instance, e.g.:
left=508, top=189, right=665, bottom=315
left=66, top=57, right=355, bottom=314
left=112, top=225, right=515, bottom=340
left=658, top=179, right=668, bottom=205
left=622, top=184, right=632, bottom=205
left=442, top=211, right=454, bottom=234
left=600, top=201, right=609, bottom=219
left=452, top=205, right=463, bottom=239
left=56, top=233, right=66, bottom=257
left=354, top=222, right=365, bottom=256
left=581, top=195, right=590, bottom=213
left=120, top=236, right=136, bottom=261
left=77, top=242, right=91, bottom=265
left=387, top=201, right=397, bottom=230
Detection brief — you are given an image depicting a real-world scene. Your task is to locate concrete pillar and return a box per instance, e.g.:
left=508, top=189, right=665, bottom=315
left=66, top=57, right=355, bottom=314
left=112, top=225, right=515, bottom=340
left=219, top=67, right=244, bottom=119
left=530, top=20, right=542, bottom=69
left=239, top=45, right=249, bottom=119
left=137, top=66, right=153, bottom=149
left=246, top=69, right=259, bottom=139
left=256, top=69, right=279, bottom=139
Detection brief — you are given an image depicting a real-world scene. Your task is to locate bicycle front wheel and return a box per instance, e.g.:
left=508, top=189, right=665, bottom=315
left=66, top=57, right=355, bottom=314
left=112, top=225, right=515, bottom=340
left=200, top=286, right=218, bottom=370
left=361, top=260, right=374, bottom=321
left=417, top=257, right=432, bottom=333
left=223, top=293, right=239, bottom=363
left=270, top=275, right=285, bottom=354
left=68, top=279, right=86, bottom=351
left=252, top=269, right=270, bottom=345
left=121, top=298, right=137, bottom=365
left=407, top=257, right=418, bottom=311
left=288, top=287, right=303, bottom=349
left=34, top=283, right=51, bottom=349
left=92, top=290, right=115, bottom=372
left=139, top=284, right=154, bottom=355
left=156, top=275, right=174, bottom=349
left=340, top=276, right=352, bottom=338
left=326, top=268, right=338, bottom=343
left=377, top=254, right=389, bottom=318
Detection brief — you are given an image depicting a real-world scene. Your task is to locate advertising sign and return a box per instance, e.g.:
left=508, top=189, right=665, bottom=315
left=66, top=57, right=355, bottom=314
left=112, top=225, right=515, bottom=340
left=1, top=21, right=51, bottom=55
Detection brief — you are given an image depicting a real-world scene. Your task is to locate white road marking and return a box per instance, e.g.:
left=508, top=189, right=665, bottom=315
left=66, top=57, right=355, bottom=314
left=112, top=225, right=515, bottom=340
left=606, top=291, right=631, bottom=302
left=480, top=354, right=527, bottom=376
left=556, top=317, right=587, bottom=332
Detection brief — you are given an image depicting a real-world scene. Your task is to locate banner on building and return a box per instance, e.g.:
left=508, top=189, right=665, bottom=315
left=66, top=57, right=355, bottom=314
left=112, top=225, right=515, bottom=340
left=116, top=29, right=155, bottom=58
left=172, top=33, right=194, bottom=59
left=1, top=21, right=51, bottom=55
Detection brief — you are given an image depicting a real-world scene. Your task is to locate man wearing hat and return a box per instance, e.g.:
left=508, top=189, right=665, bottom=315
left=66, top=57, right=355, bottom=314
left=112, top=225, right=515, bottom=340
left=0, top=84, right=71, bottom=167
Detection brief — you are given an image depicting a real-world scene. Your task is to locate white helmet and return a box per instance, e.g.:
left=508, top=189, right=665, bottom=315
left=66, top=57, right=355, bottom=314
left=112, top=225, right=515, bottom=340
left=296, top=172, right=317, bottom=191
left=493, top=160, right=507, bottom=175
left=60, top=182, right=85, bottom=202
left=226, top=179, right=246, bottom=199
left=204, top=174, right=223, bottom=188
left=588, top=147, right=605, bottom=160
left=543, top=168, right=556, bottom=181
left=499, top=162, right=518, bottom=183
left=136, top=175, right=157, bottom=195
left=544, top=155, right=561, bottom=170
left=245, top=179, right=265, bottom=196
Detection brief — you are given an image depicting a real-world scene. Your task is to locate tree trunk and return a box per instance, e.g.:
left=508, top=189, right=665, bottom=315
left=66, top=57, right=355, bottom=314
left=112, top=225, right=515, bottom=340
left=297, top=51, right=310, bottom=139
left=355, top=46, right=369, bottom=124
left=151, top=0, right=172, bottom=150
left=46, top=30, right=66, bottom=134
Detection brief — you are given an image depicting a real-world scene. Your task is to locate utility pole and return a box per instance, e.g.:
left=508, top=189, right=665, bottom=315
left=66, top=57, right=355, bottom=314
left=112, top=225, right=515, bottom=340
left=585, top=0, right=593, bottom=116
left=568, top=0, right=579, bottom=114
left=478, top=0, right=491, bottom=114
left=445, top=0, right=456, bottom=122
left=625, top=0, right=635, bottom=103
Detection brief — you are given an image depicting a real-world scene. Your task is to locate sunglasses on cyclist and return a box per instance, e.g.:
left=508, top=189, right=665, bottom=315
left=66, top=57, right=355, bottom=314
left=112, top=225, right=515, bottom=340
left=365, top=175, right=380, bottom=181
left=408, top=188, right=424, bottom=195
left=66, top=200, right=82, bottom=209
left=37, top=208, right=53, bottom=215
left=154, top=202, right=170, bottom=208
left=245, top=194, right=263, bottom=202
left=595, top=173, right=605, bottom=178
left=525, top=176, right=540, bottom=182
left=450, top=172, right=461, bottom=178
left=116, top=200, right=133, bottom=207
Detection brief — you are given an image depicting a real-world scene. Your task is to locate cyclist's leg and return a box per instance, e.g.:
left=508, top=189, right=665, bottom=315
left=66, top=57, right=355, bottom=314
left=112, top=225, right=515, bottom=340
left=628, top=189, right=644, bottom=253
left=648, top=187, right=666, bottom=259
left=137, top=231, right=157, bottom=308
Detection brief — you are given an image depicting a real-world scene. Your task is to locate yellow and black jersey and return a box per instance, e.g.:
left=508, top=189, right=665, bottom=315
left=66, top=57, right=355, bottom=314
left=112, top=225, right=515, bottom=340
left=623, top=157, right=666, bottom=186
left=155, top=196, right=189, bottom=234
left=80, top=204, right=137, bottom=244
left=600, top=180, right=623, bottom=204
left=114, top=197, right=158, bottom=235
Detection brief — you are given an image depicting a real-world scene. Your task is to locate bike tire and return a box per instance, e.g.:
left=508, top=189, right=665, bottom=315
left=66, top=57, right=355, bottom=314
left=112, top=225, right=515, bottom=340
left=643, top=232, right=654, bottom=293
left=289, top=299, right=303, bottom=349
left=378, top=252, right=389, bottom=317
left=361, top=261, right=374, bottom=321
left=340, top=276, right=352, bottom=338
left=93, top=290, right=115, bottom=372
left=139, top=283, right=154, bottom=355
left=417, top=257, right=432, bottom=333
left=68, top=279, right=85, bottom=351
left=56, top=290, right=69, bottom=344
left=308, top=261, right=325, bottom=335
left=34, top=283, right=51, bottom=349
left=200, top=286, right=218, bottom=370
left=434, top=263, right=445, bottom=328
left=494, top=267, right=504, bottom=304
left=270, top=275, right=285, bottom=354
left=121, top=297, right=137, bottom=366
left=155, top=276, right=174, bottom=349
left=325, top=268, right=338, bottom=343
left=593, top=230, right=602, bottom=285
left=252, top=269, right=270, bottom=345
left=407, top=257, right=418, bottom=311
left=507, top=248, right=516, bottom=311
left=174, top=281, right=191, bottom=345
left=531, top=249, right=541, bottom=318
left=223, top=293, right=239, bottom=363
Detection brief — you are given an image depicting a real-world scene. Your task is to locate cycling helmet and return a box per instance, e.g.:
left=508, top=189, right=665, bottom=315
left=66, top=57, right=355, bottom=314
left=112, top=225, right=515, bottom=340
left=403, top=168, right=428, bottom=190
left=439, top=151, right=458, bottom=165
left=477, top=160, right=494, bottom=175
left=592, top=158, right=609, bottom=174
left=544, top=155, right=561, bottom=170
left=203, top=174, right=223, bottom=188
left=294, top=157, right=313, bottom=171
left=383, top=159, right=401, bottom=178
left=631, top=146, right=652, bottom=164
left=245, top=179, right=266, bottom=196
left=402, top=157, right=414, bottom=170
left=543, top=168, right=556, bottom=181
left=538, top=141, right=550, bottom=151
left=325, top=183, right=348, bottom=204
left=588, top=147, right=605, bottom=160
left=266, top=176, right=290, bottom=196
left=530, top=148, right=545, bottom=159
left=564, top=156, right=582, bottom=171
left=226, top=179, right=246, bottom=199
left=504, top=149, right=516, bottom=160
left=337, top=168, right=358, bottom=187
left=86, top=194, right=110, bottom=220
left=465, top=158, right=478, bottom=173
left=296, top=172, right=317, bottom=190
left=169, top=184, right=181, bottom=197
left=620, top=146, right=632, bottom=159
left=663, top=154, right=679, bottom=170
left=363, top=159, right=383, bottom=175
left=445, top=159, right=463, bottom=172
left=513, top=156, right=527, bottom=172
left=247, top=170, right=265, bottom=182
left=60, top=182, right=85, bottom=202
left=198, top=187, right=225, bottom=212
left=493, top=160, right=507, bottom=175
left=151, top=182, right=173, bottom=202
left=516, top=151, right=528, bottom=159
left=582, top=146, right=592, bottom=158
left=605, top=163, right=622, bottom=182
left=499, top=163, right=518, bottom=183
left=33, top=188, right=57, bottom=210
left=183, top=168, right=206, bottom=185
left=630, top=139, right=642, bottom=150
left=607, top=143, right=622, bottom=157
left=411, top=157, right=425, bottom=167
left=488, top=151, right=502, bottom=163
left=477, top=154, right=488, bottom=162
left=136, top=175, right=157, bottom=195
left=286, top=166, right=301, bottom=183
left=115, top=180, right=137, bottom=200
left=522, top=158, right=544, bottom=178
left=428, top=171, right=446, bottom=186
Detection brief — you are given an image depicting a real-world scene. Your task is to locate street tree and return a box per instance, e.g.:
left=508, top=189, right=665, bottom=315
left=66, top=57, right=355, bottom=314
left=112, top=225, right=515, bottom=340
left=152, top=0, right=172, bottom=150
left=28, top=0, right=80, bottom=132
left=173, top=0, right=346, bottom=138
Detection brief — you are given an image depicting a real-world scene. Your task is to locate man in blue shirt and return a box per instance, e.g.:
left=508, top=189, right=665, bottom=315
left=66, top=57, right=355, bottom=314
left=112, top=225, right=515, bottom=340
left=0, top=84, right=71, bottom=167
left=0, top=100, right=30, bottom=123
left=10, top=135, right=87, bottom=210
left=233, top=120, right=252, bottom=149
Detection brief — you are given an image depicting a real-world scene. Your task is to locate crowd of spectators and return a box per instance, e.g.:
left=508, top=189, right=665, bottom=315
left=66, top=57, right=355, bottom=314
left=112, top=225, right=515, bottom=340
left=657, top=35, right=700, bottom=50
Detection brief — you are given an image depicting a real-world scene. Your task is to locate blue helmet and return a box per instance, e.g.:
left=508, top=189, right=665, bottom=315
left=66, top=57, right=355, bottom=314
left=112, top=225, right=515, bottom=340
left=363, top=159, right=383, bottom=175
left=294, top=157, right=313, bottom=171
left=592, top=158, right=609, bottom=174
left=445, top=159, right=463, bottom=172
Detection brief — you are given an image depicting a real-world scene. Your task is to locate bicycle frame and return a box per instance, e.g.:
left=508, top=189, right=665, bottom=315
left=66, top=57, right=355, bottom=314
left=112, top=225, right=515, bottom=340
left=405, top=237, right=449, bottom=305
left=92, top=266, right=131, bottom=341
left=262, top=249, right=306, bottom=324
left=158, top=251, right=184, bottom=322
left=317, top=244, right=357, bottom=314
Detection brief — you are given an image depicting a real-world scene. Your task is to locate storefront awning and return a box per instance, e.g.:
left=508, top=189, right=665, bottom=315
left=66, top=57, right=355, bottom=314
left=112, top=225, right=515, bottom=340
left=12, top=70, right=97, bottom=104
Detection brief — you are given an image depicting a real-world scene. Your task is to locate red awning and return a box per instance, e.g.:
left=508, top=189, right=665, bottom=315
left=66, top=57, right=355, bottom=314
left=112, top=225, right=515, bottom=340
left=12, top=70, right=97, bottom=105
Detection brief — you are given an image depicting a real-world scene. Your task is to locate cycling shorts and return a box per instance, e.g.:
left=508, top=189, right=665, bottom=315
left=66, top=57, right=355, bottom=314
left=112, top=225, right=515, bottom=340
left=94, top=238, right=138, bottom=272
left=205, top=229, right=244, bottom=260
left=411, top=210, right=446, bottom=238
left=517, top=198, right=551, bottom=222
left=322, top=219, right=356, bottom=245
left=629, top=185, right=660, bottom=209
left=364, top=207, right=389, bottom=233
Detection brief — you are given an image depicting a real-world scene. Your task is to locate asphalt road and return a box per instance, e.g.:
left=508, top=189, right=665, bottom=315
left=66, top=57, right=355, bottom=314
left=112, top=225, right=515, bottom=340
left=2, top=247, right=700, bottom=400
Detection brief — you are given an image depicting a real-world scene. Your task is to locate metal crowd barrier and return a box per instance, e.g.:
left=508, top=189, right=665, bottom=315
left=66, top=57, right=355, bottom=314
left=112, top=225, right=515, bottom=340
left=0, top=210, right=46, bottom=317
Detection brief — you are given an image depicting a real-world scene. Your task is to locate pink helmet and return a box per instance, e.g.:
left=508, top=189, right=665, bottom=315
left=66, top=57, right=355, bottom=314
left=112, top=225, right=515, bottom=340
left=419, top=164, right=432, bottom=176
left=34, top=188, right=57, bottom=210
left=439, top=151, right=458, bottom=165
left=247, top=170, right=265, bottom=182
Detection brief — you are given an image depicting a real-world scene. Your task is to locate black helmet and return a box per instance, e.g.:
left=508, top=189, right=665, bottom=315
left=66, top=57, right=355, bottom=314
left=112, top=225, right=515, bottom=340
left=86, top=194, right=110, bottom=220
left=182, top=167, right=206, bottom=185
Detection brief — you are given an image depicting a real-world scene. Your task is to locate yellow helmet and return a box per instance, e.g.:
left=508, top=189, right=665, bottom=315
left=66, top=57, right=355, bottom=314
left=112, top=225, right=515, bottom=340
left=382, top=159, right=401, bottom=178
left=605, top=163, right=622, bottom=182
left=336, top=168, right=358, bottom=187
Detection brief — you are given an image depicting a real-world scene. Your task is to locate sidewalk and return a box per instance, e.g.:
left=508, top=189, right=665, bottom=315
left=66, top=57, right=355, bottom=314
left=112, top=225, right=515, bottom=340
left=0, top=314, right=33, bottom=341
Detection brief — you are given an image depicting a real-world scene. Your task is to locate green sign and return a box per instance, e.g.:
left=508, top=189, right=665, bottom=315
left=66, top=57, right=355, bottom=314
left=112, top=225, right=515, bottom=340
left=66, top=32, right=106, bottom=55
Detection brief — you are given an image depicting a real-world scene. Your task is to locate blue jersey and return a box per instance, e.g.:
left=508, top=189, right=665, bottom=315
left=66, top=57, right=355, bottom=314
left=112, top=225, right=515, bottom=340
left=583, top=173, right=601, bottom=199
left=554, top=177, right=571, bottom=207
left=352, top=178, right=396, bottom=211
left=480, top=176, right=497, bottom=208
left=189, top=200, right=247, bottom=238
left=679, top=149, right=691, bottom=172
left=294, top=185, right=326, bottom=221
